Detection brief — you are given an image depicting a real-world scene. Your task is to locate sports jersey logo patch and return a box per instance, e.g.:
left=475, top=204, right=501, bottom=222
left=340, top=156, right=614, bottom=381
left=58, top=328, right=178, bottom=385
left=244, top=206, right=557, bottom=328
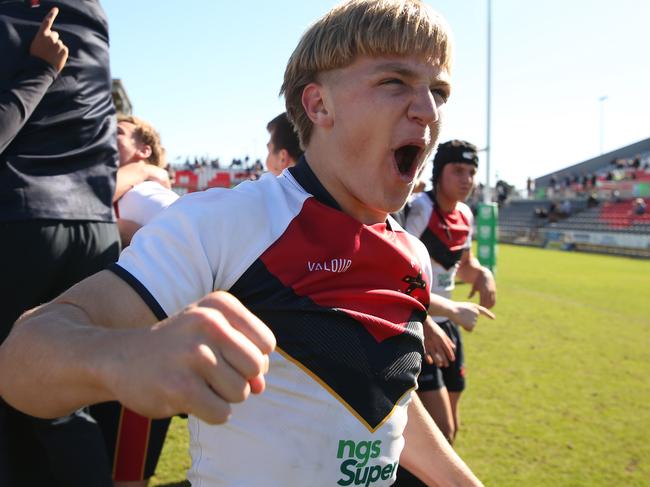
left=308, top=258, right=352, bottom=273
left=337, top=439, right=397, bottom=486
left=402, top=271, right=426, bottom=296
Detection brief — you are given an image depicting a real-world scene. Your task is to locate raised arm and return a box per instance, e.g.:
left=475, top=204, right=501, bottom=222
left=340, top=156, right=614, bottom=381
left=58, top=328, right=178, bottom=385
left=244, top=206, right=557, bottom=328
left=0, top=8, right=68, bottom=152
left=0, top=270, right=275, bottom=424
left=401, top=393, right=483, bottom=486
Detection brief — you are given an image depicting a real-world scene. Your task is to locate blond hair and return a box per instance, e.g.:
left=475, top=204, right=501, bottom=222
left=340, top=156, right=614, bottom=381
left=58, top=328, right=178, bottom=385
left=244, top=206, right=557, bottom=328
left=281, top=0, right=453, bottom=148
left=117, top=114, right=166, bottom=167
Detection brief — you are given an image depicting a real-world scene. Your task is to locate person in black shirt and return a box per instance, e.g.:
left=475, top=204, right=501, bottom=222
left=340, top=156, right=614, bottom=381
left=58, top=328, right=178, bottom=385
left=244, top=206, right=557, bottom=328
left=0, top=2, right=119, bottom=485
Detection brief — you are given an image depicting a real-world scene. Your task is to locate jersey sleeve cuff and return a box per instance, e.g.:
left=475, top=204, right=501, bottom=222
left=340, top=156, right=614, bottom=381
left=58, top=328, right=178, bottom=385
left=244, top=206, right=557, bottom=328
left=107, top=263, right=168, bottom=321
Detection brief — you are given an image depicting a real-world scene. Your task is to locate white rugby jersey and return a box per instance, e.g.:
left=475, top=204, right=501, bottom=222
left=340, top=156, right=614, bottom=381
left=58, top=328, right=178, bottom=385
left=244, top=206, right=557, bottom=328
left=116, top=180, right=179, bottom=226
left=404, top=192, right=473, bottom=320
left=111, top=159, right=433, bottom=487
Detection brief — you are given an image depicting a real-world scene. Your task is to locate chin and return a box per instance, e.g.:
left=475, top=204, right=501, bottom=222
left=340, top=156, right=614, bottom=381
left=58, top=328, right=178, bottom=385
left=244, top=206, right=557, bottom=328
left=383, top=193, right=411, bottom=215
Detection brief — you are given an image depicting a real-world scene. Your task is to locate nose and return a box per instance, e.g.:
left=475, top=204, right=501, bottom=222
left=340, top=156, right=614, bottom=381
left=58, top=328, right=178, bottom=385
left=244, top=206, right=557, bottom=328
left=408, top=86, right=438, bottom=126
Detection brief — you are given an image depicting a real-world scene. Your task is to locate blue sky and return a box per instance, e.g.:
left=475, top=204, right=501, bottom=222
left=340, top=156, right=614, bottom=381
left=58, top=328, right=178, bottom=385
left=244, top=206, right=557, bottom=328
left=101, top=0, right=650, bottom=189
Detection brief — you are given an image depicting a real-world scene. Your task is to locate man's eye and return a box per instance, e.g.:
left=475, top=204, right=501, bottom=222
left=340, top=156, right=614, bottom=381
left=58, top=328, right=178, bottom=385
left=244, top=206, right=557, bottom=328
left=382, top=78, right=404, bottom=85
left=431, top=88, right=449, bottom=103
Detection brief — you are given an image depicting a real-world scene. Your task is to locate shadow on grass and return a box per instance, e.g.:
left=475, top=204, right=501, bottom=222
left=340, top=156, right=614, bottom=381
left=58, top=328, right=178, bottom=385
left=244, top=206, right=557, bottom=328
left=156, top=482, right=190, bottom=487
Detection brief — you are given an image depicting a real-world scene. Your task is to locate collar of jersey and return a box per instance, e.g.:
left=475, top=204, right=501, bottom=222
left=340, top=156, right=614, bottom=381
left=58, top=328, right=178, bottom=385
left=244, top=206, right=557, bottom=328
left=289, top=156, right=398, bottom=232
left=288, top=156, right=342, bottom=212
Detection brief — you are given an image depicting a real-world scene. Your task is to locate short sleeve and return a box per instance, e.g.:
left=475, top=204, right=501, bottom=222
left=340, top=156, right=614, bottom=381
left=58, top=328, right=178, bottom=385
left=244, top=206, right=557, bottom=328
left=404, top=193, right=432, bottom=239
left=112, top=192, right=216, bottom=317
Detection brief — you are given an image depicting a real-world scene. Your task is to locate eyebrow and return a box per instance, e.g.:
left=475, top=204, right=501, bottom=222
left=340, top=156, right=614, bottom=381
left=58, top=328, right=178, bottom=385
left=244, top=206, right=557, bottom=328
left=371, top=62, right=451, bottom=88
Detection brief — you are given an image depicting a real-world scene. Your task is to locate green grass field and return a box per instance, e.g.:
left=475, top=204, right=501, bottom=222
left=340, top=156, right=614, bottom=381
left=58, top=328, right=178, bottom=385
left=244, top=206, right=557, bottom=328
left=150, top=244, right=650, bottom=486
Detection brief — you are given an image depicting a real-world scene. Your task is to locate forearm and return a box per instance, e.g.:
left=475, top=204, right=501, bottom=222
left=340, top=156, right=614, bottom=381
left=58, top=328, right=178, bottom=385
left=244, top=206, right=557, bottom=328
left=427, top=293, right=457, bottom=319
left=115, top=163, right=170, bottom=202
left=0, top=303, right=124, bottom=417
left=401, top=394, right=483, bottom=486
left=115, top=163, right=146, bottom=201
left=0, top=57, right=57, bottom=153
left=456, top=256, right=487, bottom=284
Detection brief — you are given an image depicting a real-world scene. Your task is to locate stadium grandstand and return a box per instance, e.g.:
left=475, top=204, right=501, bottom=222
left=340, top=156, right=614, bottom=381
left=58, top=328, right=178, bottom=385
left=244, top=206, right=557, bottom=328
left=110, top=78, right=263, bottom=194
left=498, top=137, right=650, bottom=257
left=171, top=158, right=264, bottom=194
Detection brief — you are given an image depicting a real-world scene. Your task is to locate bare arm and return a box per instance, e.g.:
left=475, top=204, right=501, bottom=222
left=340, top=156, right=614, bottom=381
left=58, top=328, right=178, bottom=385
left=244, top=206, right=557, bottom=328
left=401, top=393, right=483, bottom=486
left=114, top=162, right=171, bottom=202
left=456, top=250, right=496, bottom=309
left=0, top=270, right=275, bottom=423
left=427, top=293, right=494, bottom=333
left=117, top=218, right=141, bottom=246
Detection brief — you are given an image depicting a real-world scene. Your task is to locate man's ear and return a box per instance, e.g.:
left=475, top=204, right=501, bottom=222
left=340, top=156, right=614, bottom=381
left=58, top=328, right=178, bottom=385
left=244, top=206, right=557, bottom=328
left=278, top=148, right=297, bottom=170
left=301, top=82, right=333, bottom=129
left=278, top=148, right=289, bottom=165
left=137, top=144, right=152, bottom=161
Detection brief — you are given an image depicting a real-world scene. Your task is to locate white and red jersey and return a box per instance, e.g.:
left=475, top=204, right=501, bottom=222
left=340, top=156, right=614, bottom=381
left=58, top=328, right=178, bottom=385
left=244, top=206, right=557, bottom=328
left=110, top=159, right=432, bottom=486
left=404, top=191, right=473, bottom=320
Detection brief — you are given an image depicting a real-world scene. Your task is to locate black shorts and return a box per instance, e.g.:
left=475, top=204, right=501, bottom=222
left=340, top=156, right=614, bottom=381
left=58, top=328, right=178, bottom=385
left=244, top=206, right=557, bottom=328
left=393, top=465, right=427, bottom=486
left=91, top=402, right=171, bottom=481
left=417, top=319, right=465, bottom=393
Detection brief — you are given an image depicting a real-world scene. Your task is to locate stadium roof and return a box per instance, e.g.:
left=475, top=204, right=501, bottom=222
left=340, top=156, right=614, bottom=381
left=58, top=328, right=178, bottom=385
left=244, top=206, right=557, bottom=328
left=535, top=136, right=650, bottom=187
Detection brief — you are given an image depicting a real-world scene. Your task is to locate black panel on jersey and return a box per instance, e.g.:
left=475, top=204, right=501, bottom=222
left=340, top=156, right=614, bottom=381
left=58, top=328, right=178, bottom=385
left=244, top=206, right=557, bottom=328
left=419, top=229, right=464, bottom=271
left=288, top=157, right=342, bottom=211
left=230, top=258, right=425, bottom=431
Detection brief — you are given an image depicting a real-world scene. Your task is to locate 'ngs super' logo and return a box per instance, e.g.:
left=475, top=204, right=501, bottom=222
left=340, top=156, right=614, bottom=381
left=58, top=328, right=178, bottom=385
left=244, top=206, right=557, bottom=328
left=336, top=439, right=398, bottom=486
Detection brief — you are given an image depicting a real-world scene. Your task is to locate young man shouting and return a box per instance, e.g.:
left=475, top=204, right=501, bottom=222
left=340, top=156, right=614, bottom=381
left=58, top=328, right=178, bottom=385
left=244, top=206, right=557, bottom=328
left=0, top=2, right=483, bottom=485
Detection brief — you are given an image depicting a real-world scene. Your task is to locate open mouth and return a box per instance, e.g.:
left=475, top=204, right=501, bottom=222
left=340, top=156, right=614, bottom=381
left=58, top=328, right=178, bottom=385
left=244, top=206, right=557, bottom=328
left=394, top=144, right=422, bottom=179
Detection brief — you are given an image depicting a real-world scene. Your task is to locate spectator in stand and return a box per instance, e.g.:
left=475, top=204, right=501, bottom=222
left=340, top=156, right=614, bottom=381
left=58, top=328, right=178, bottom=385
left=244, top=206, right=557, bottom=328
left=526, top=177, right=535, bottom=199
left=265, top=112, right=303, bottom=175
left=587, top=192, right=599, bottom=208
left=559, top=199, right=572, bottom=218
left=632, top=198, right=647, bottom=216
left=548, top=174, right=558, bottom=198
left=0, top=2, right=118, bottom=486
left=547, top=202, right=560, bottom=222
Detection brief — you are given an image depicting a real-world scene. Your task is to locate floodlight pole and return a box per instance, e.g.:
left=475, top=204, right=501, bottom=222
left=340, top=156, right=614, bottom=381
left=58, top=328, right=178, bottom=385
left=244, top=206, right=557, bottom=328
left=485, top=0, right=492, bottom=203
left=598, top=95, right=608, bottom=155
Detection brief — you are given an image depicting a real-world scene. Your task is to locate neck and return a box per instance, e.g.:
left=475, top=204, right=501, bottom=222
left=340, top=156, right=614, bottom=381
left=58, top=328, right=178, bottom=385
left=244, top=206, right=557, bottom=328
left=304, top=147, right=388, bottom=225
left=434, top=189, right=456, bottom=213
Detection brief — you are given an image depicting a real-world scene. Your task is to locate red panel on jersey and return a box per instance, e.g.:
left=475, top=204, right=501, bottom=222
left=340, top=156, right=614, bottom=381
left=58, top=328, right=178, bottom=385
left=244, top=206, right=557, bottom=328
left=260, top=198, right=429, bottom=342
left=426, top=206, right=471, bottom=251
